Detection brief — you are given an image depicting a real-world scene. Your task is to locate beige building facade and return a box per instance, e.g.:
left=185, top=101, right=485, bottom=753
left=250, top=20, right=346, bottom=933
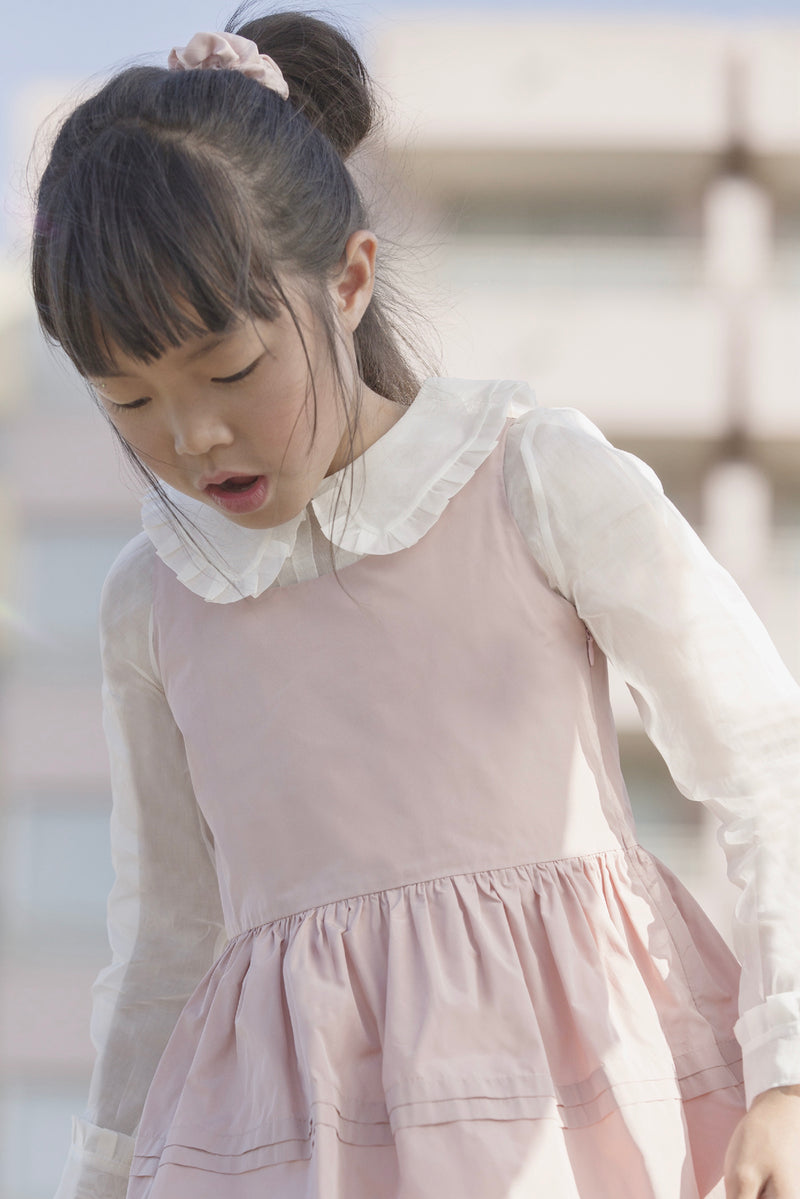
left=1, top=14, right=799, bottom=1196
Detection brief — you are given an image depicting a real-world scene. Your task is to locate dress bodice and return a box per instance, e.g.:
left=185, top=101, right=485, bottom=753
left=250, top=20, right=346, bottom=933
left=152, top=421, right=636, bottom=934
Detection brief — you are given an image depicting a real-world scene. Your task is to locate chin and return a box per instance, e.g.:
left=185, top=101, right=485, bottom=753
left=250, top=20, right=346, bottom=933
left=224, top=500, right=307, bottom=531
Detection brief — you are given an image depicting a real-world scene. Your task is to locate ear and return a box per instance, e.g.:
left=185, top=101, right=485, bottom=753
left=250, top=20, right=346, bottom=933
left=329, top=230, right=377, bottom=332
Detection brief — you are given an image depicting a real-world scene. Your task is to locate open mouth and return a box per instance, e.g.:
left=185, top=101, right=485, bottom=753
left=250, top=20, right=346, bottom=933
left=204, top=474, right=269, bottom=514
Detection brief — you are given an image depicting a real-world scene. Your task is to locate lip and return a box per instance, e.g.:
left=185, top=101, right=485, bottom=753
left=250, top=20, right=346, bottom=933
left=203, top=473, right=270, bottom=515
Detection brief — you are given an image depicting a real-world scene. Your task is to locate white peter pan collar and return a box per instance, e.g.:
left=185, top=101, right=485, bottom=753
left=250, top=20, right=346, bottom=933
left=141, top=377, right=537, bottom=604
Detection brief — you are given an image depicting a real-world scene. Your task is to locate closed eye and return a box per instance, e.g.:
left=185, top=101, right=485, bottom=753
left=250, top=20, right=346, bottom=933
left=106, top=395, right=150, bottom=411
left=212, top=354, right=264, bottom=384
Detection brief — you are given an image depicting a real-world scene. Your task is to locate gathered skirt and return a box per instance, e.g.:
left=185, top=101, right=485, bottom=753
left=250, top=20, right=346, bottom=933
left=127, top=845, right=746, bottom=1199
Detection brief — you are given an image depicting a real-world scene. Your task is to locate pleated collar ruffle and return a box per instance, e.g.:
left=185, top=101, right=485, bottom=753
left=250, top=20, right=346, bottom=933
left=141, top=377, right=536, bottom=604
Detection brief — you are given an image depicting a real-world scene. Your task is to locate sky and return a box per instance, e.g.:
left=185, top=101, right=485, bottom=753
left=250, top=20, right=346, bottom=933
left=4, top=0, right=800, bottom=254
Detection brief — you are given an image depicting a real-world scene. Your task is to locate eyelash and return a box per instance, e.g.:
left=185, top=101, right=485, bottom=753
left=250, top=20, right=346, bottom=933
left=212, top=357, right=261, bottom=385
left=102, top=356, right=263, bottom=411
left=108, top=396, right=149, bottom=412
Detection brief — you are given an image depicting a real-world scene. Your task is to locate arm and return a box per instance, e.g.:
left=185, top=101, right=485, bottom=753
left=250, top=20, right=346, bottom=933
left=503, top=407, right=800, bottom=1109
left=54, top=534, right=227, bottom=1199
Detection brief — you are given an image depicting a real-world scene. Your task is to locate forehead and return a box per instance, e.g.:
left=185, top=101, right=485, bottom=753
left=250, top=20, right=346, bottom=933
left=93, top=315, right=270, bottom=382
left=85, top=282, right=318, bottom=383
left=98, top=331, right=232, bottom=380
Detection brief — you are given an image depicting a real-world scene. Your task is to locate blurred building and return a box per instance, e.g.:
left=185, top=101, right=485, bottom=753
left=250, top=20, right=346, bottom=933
left=0, top=266, right=142, bottom=1196
left=1, top=13, right=800, bottom=1198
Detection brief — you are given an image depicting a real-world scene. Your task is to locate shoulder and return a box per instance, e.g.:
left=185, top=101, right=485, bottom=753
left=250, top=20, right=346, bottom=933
left=507, top=403, right=625, bottom=462
left=101, top=532, right=156, bottom=624
left=502, top=402, right=672, bottom=599
left=100, top=533, right=158, bottom=679
left=505, top=403, right=665, bottom=503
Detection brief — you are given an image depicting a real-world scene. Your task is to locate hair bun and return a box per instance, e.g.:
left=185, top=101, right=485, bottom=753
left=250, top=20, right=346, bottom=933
left=228, top=10, right=375, bottom=158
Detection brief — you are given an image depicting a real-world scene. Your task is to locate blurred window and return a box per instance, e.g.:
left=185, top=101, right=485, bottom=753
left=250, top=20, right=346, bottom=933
left=2, top=797, right=113, bottom=953
left=0, top=1082, right=84, bottom=1199
left=26, top=318, right=91, bottom=416
left=619, top=733, right=707, bottom=888
left=620, top=735, right=703, bottom=830
left=769, top=206, right=800, bottom=289
left=442, top=197, right=702, bottom=289
left=11, top=527, right=135, bottom=681
left=21, top=530, right=128, bottom=637
left=767, top=516, right=800, bottom=682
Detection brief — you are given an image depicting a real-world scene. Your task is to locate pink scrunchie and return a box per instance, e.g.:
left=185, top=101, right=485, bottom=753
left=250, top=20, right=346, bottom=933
left=168, top=31, right=290, bottom=100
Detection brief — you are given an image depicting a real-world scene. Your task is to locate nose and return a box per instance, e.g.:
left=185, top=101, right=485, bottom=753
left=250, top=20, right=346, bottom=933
left=170, top=404, right=234, bottom=457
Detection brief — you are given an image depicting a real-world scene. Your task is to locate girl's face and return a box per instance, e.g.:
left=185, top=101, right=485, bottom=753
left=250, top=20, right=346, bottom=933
left=91, top=242, right=400, bottom=529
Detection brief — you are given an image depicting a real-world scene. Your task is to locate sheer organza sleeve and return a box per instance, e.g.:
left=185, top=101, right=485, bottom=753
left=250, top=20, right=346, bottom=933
left=54, top=534, right=227, bottom=1199
left=503, top=406, right=800, bottom=1110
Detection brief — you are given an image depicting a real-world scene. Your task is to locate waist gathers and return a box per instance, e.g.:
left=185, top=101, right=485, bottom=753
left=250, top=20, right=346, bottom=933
left=224, top=844, right=642, bottom=941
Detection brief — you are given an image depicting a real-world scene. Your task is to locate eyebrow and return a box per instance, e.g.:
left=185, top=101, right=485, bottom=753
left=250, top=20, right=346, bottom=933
left=101, top=334, right=229, bottom=379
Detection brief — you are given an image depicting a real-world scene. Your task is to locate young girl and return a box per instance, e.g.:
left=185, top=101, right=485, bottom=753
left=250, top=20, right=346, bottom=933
left=33, top=10, right=800, bottom=1199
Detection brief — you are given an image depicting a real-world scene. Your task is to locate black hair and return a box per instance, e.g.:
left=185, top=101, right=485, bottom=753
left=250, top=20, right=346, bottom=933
left=31, top=7, right=432, bottom=587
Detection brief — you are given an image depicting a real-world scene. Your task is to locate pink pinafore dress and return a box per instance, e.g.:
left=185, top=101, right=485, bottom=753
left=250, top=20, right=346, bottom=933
left=128, top=419, right=746, bottom=1198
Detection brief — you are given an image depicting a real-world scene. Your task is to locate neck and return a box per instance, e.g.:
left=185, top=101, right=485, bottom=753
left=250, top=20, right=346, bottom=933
left=327, top=383, right=405, bottom=476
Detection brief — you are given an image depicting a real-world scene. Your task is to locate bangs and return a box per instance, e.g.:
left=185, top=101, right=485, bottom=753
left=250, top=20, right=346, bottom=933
left=35, top=118, right=282, bottom=376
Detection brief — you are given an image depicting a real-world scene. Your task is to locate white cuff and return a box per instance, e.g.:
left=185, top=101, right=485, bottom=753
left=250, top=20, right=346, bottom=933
left=734, top=993, right=800, bottom=1108
left=53, top=1117, right=134, bottom=1199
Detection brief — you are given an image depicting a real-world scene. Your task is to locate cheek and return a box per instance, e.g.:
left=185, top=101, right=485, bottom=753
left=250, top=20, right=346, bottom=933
left=107, top=415, right=176, bottom=477
left=113, top=419, right=164, bottom=457
left=252, top=385, right=334, bottom=463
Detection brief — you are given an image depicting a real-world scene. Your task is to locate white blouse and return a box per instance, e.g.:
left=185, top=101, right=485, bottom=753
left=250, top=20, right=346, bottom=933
left=54, top=378, right=800, bottom=1199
